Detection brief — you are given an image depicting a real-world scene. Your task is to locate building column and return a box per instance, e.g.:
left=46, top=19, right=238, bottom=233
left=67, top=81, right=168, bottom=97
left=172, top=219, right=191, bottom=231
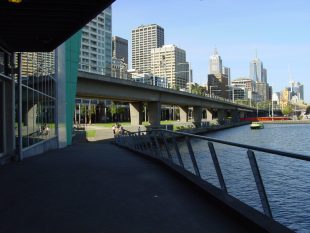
left=232, top=110, right=240, bottom=122
left=179, top=106, right=188, bottom=122
left=129, top=102, right=143, bottom=125
left=217, top=109, right=226, bottom=124
left=148, top=101, right=161, bottom=126
left=193, top=106, right=202, bottom=128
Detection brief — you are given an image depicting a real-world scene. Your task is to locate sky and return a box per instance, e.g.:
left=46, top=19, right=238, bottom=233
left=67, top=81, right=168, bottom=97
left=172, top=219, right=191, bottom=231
left=111, top=0, right=310, bottom=102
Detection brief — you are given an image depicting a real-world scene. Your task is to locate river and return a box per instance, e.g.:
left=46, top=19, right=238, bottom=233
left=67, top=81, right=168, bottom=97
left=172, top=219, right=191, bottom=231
left=176, top=124, right=310, bottom=233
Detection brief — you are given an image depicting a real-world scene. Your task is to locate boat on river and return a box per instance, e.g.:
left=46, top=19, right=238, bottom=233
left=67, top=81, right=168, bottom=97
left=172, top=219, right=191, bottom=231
left=250, top=122, right=264, bottom=129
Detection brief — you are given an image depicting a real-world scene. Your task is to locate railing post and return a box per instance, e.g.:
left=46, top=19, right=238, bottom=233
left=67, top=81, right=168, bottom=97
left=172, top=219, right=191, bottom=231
left=146, top=133, right=156, bottom=156
left=153, top=131, right=163, bottom=158
left=186, top=136, right=201, bottom=177
left=208, top=142, right=227, bottom=193
left=247, top=150, right=273, bottom=218
left=172, top=134, right=184, bottom=168
left=161, top=132, right=172, bottom=161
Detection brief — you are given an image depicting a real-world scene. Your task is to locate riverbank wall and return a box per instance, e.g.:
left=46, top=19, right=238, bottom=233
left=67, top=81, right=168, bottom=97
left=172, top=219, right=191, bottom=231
left=176, top=121, right=250, bottom=135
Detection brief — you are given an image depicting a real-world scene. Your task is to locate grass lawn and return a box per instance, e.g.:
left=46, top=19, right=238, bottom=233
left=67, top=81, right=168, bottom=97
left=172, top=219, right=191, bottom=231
left=93, top=122, right=131, bottom=128
left=93, top=120, right=179, bottom=128
left=86, top=130, right=96, bottom=138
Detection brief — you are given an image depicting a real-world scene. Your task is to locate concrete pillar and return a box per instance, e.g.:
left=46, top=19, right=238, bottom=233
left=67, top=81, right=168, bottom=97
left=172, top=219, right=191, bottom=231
left=193, top=106, right=202, bottom=128
left=129, top=102, right=143, bottom=125
left=148, top=101, right=161, bottom=126
left=232, top=110, right=240, bottom=122
left=206, top=108, right=213, bottom=121
left=217, top=109, right=226, bottom=124
left=27, top=104, right=38, bottom=132
left=179, top=106, right=188, bottom=122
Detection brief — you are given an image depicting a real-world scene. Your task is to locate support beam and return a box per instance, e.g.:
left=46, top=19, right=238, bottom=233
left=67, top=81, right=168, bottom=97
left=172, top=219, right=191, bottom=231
left=217, top=109, right=227, bottom=124
left=179, top=106, right=188, bottom=122
left=129, top=102, right=143, bottom=125
left=232, top=110, right=240, bottom=122
left=206, top=108, right=213, bottom=121
left=193, top=106, right=202, bottom=128
left=148, top=101, right=161, bottom=126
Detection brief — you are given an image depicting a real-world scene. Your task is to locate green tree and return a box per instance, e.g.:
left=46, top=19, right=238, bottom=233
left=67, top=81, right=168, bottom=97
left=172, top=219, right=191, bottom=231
left=110, top=102, right=117, bottom=122
left=306, top=105, right=310, bottom=115
left=191, top=83, right=206, bottom=96
left=282, top=105, right=293, bottom=116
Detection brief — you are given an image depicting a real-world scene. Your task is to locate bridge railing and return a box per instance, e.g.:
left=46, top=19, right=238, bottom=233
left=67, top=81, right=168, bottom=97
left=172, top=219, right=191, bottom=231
left=115, top=129, right=309, bottom=231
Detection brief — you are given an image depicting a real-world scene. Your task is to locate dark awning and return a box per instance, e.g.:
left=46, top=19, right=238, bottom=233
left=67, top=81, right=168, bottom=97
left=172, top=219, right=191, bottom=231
left=0, top=0, right=115, bottom=52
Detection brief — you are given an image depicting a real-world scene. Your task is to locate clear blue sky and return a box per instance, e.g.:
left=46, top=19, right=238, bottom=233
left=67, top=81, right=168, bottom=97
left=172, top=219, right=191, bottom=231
left=112, top=0, right=310, bottom=102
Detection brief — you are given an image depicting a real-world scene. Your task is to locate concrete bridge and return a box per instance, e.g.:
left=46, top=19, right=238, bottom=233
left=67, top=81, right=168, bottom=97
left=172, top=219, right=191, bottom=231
left=77, top=71, right=257, bottom=126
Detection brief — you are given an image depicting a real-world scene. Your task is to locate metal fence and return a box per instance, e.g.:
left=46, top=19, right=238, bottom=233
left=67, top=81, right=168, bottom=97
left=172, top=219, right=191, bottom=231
left=115, top=129, right=310, bottom=230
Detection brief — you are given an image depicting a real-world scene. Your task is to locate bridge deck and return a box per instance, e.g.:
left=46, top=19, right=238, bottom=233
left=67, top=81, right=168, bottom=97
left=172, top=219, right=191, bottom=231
left=0, top=141, right=257, bottom=233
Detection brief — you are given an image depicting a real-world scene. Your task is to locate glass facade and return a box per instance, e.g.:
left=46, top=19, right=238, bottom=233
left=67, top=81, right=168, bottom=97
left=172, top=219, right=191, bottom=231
left=0, top=48, right=14, bottom=158
left=17, top=52, right=56, bottom=148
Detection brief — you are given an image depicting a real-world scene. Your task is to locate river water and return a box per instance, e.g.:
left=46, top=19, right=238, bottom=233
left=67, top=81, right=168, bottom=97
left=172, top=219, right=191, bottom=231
left=175, top=124, right=310, bottom=233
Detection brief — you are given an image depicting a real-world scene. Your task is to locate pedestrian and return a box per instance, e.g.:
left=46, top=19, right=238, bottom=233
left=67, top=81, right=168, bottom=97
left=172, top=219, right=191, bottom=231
left=120, top=125, right=124, bottom=134
left=112, top=124, right=116, bottom=135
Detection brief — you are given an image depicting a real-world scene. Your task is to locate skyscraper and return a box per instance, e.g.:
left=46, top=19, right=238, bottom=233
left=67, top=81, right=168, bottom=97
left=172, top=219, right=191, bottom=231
left=112, top=36, right=128, bottom=64
left=209, top=48, right=222, bottom=75
left=19, top=52, right=55, bottom=77
left=151, top=44, right=188, bottom=89
left=249, top=54, right=264, bottom=82
left=132, top=24, right=164, bottom=73
left=222, top=66, right=231, bottom=85
left=79, top=6, right=112, bottom=75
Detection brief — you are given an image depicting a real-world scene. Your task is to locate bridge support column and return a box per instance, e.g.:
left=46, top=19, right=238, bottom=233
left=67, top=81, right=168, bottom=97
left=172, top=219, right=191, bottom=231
left=206, top=109, right=213, bottom=121
left=129, top=102, right=143, bottom=125
left=232, top=110, right=240, bottom=122
left=148, top=101, right=161, bottom=126
left=217, top=109, right=226, bottom=124
left=179, top=106, right=188, bottom=122
left=193, top=106, right=202, bottom=128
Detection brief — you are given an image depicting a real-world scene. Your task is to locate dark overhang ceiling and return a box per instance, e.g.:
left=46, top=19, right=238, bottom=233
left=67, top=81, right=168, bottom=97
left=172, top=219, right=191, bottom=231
left=0, top=0, right=115, bottom=52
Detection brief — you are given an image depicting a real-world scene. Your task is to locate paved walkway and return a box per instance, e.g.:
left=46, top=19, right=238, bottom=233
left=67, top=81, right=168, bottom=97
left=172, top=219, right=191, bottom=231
left=85, top=125, right=146, bottom=141
left=0, top=140, right=256, bottom=233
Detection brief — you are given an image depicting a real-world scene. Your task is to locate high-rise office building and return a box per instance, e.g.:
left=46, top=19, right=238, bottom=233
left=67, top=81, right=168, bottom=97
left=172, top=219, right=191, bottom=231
left=249, top=55, right=264, bottom=82
left=79, top=6, right=112, bottom=75
left=19, top=52, right=55, bottom=77
left=209, top=48, right=222, bottom=75
left=222, top=66, right=231, bottom=85
left=151, top=44, right=188, bottom=89
left=289, top=80, right=304, bottom=101
left=112, top=36, right=128, bottom=64
left=207, top=73, right=229, bottom=99
left=262, top=68, right=267, bottom=83
left=132, top=24, right=164, bottom=73
left=256, top=82, right=270, bottom=101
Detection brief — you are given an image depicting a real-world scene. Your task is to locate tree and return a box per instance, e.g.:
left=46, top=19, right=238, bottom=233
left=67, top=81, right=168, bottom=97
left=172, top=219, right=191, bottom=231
left=282, top=104, right=293, bottom=116
left=110, top=102, right=117, bottom=122
left=191, top=83, right=206, bottom=96
left=306, top=105, right=310, bottom=115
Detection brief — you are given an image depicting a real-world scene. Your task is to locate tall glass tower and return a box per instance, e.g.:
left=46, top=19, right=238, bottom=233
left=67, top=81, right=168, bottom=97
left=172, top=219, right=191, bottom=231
left=79, top=6, right=112, bottom=75
left=250, top=55, right=263, bottom=82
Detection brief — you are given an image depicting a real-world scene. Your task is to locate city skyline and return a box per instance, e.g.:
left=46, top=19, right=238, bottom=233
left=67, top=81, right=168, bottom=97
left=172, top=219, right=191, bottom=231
left=112, top=0, right=310, bottom=102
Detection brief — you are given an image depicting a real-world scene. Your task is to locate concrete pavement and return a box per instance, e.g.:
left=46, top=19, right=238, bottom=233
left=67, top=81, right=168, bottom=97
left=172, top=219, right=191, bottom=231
left=0, top=140, right=259, bottom=233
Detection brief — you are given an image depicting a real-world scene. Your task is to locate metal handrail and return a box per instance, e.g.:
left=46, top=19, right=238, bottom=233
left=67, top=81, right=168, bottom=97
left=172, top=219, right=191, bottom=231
left=114, top=128, right=309, bottom=228
left=136, top=129, right=310, bottom=161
